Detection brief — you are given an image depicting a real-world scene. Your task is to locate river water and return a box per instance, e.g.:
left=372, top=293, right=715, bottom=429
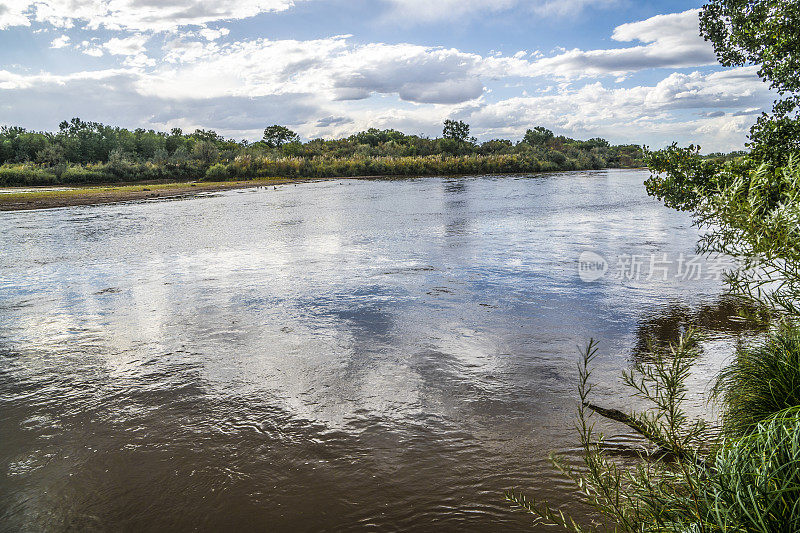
left=0, top=170, right=761, bottom=531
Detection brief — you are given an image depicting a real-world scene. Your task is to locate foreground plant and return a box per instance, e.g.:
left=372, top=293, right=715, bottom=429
left=507, top=332, right=712, bottom=531
left=507, top=327, right=800, bottom=532
left=706, top=406, right=800, bottom=532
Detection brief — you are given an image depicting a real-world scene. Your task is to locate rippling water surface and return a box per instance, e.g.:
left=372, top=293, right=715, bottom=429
left=0, top=170, right=761, bottom=531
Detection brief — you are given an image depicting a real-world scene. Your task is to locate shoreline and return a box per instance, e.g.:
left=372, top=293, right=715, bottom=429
left=0, top=168, right=647, bottom=212
left=0, top=178, right=315, bottom=212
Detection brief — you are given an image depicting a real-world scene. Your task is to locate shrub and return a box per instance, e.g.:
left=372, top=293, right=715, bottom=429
left=0, top=164, right=58, bottom=186
left=61, top=165, right=108, bottom=183
left=205, top=163, right=231, bottom=181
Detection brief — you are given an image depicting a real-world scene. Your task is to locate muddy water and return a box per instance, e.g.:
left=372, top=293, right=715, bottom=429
left=0, top=171, right=758, bottom=531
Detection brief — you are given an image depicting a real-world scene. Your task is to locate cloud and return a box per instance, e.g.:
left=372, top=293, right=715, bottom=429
left=198, top=27, right=230, bottom=41
left=383, top=0, right=617, bottom=22
left=522, top=9, right=718, bottom=78
left=315, top=115, right=353, bottom=127
left=103, top=35, right=148, bottom=56
left=135, top=20, right=719, bottom=107
left=0, top=68, right=325, bottom=140
left=140, top=37, right=488, bottom=104
left=0, top=0, right=303, bottom=32
left=328, top=44, right=485, bottom=104
left=455, top=66, right=773, bottom=150
left=49, top=34, right=70, bottom=48
left=78, top=40, right=104, bottom=57
left=462, top=67, right=771, bottom=130
left=0, top=67, right=128, bottom=90
left=10, top=9, right=724, bottom=107
left=101, top=34, right=155, bottom=67
left=141, top=37, right=352, bottom=99
left=0, top=0, right=32, bottom=29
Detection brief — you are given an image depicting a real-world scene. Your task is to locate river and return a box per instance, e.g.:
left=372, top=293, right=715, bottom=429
left=0, top=170, right=761, bottom=531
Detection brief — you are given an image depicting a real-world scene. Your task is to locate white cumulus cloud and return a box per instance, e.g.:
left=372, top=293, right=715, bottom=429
left=523, top=9, right=717, bottom=78
left=49, top=34, right=70, bottom=48
left=457, top=66, right=773, bottom=150
left=103, top=34, right=148, bottom=55
left=140, top=37, right=489, bottom=104
left=0, top=0, right=303, bottom=32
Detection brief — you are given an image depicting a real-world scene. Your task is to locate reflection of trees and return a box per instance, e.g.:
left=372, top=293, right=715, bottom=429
left=443, top=179, right=466, bottom=195
left=443, top=178, right=469, bottom=238
left=631, top=296, right=767, bottom=361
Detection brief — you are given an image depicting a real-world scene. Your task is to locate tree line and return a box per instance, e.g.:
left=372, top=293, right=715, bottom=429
left=0, top=118, right=644, bottom=186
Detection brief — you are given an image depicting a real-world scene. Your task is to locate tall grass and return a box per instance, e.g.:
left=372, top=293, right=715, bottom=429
left=714, top=323, right=800, bottom=437
left=707, top=407, right=800, bottom=532
left=507, top=331, right=713, bottom=531
left=0, top=152, right=609, bottom=187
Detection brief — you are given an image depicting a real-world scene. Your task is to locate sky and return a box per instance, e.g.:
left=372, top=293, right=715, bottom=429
left=0, top=0, right=776, bottom=151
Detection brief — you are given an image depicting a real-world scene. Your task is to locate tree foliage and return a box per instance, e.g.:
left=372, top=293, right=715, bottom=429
left=262, top=125, right=300, bottom=148
left=0, top=118, right=644, bottom=186
left=700, top=0, right=800, bottom=94
left=523, top=127, right=554, bottom=146
left=442, top=119, right=471, bottom=143
left=700, top=0, right=800, bottom=163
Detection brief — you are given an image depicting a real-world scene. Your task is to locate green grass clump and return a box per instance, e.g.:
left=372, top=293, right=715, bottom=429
left=205, top=162, right=231, bottom=180
left=707, top=407, right=800, bottom=532
left=715, top=324, right=800, bottom=437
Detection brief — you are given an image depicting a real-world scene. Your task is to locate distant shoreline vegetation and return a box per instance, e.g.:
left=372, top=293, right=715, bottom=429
left=0, top=119, right=646, bottom=186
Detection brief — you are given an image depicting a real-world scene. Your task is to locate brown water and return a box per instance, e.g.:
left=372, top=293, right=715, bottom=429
left=0, top=171, right=761, bottom=531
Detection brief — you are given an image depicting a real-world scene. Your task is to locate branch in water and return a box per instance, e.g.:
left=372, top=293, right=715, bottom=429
left=584, top=403, right=708, bottom=467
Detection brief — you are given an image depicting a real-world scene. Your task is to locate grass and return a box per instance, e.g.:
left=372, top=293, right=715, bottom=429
left=707, top=406, right=800, bottom=532
left=714, top=322, right=800, bottom=437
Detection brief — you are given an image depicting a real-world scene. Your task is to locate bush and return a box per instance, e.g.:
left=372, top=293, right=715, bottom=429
left=61, top=165, right=108, bottom=183
left=204, top=163, right=231, bottom=181
left=0, top=164, right=57, bottom=186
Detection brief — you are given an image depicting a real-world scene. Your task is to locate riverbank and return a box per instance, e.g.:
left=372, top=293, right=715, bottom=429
left=0, top=177, right=306, bottom=211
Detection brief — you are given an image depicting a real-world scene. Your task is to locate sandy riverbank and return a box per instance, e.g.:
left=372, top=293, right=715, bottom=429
left=0, top=178, right=309, bottom=211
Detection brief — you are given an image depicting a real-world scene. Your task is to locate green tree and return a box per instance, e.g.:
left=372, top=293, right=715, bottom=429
left=700, top=0, right=800, bottom=163
left=35, top=144, right=66, bottom=166
left=523, top=127, right=554, bottom=146
left=263, top=125, right=300, bottom=148
left=15, top=132, right=50, bottom=162
left=442, top=119, right=470, bottom=143
left=165, top=128, right=185, bottom=154
left=192, top=141, right=219, bottom=167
